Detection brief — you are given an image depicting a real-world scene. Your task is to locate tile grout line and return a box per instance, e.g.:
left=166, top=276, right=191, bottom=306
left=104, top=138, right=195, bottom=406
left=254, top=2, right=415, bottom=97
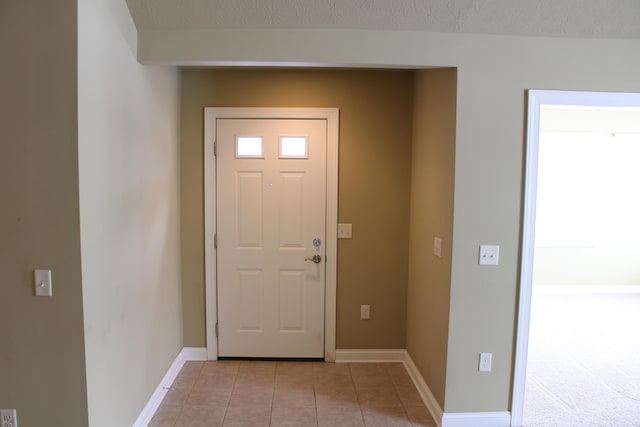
left=269, top=365, right=275, bottom=427
left=349, top=363, right=367, bottom=427
left=219, top=362, right=236, bottom=427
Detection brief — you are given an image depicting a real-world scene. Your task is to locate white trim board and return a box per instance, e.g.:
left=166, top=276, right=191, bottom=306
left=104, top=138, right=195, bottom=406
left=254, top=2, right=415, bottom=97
left=441, top=412, right=511, bottom=427
left=397, top=352, right=445, bottom=427
left=132, top=347, right=207, bottom=427
left=335, top=348, right=409, bottom=362
left=533, top=285, right=640, bottom=294
left=204, top=107, right=339, bottom=362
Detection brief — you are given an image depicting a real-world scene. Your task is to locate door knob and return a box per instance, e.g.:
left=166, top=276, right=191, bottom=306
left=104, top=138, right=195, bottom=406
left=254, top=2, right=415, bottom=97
left=305, top=254, right=322, bottom=264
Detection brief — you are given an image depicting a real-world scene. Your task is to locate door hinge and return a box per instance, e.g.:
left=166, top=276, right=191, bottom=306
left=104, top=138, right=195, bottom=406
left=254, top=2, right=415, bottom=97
left=214, top=140, right=217, bottom=156
left=215, top=322, right=219, bottom=337
left=214, top=233, right=217, bottom=249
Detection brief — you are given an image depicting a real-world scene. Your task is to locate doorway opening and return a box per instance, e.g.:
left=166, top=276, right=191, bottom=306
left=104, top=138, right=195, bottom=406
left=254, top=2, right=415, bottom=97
left=512, top=90, right=640, bottom=426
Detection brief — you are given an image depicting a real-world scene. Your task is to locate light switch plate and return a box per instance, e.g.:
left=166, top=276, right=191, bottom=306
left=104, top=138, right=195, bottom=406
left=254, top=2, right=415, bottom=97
left=433, top=237, right=442, bottom=257
left=1, top=409, right=17, bottom=427
left=479, top=245, right=499, bottom=265
left=34, top=269, right=52, bottom=297
left=338, top=224, right=353, bottom=239
left=360, top=304, right=370, bottom=319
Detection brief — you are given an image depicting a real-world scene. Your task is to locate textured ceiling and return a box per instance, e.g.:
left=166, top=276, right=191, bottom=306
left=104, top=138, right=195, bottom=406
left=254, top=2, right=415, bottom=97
left=126, top=0, right=640, bottom=39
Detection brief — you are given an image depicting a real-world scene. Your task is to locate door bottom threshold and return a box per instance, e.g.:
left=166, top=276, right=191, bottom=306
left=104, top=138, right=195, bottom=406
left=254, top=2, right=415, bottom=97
left=217, top=356, right=324, bottom=362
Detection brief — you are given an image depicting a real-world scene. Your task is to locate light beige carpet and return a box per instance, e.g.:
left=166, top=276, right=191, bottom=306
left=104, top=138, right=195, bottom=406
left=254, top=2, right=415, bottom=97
left=523, top=291, right=640, bottom=426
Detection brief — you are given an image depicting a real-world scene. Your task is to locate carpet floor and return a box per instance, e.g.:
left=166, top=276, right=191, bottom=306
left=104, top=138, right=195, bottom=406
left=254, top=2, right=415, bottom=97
left=523, top=291, right=640, bottom=426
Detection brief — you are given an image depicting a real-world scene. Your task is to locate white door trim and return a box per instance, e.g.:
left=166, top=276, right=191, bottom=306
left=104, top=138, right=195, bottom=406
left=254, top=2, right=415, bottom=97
left=512, top=90, right=640, bottom=426
left=204, top=107, right=339, bottom=362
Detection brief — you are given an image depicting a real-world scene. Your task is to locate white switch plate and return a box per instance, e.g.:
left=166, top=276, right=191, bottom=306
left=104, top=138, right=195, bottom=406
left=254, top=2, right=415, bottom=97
left=1, top=409, right=17, bottom=427
left=338, top=224, right=353, bottom=239
left=34, top=269, right=52, bottom=297
left=479, top=245, right=499, bottom=265
left=433, top=237, right=442, bottom=257
left=479, top=353, right=492, bottom=372
left=360, top=304, right=370, bottom=319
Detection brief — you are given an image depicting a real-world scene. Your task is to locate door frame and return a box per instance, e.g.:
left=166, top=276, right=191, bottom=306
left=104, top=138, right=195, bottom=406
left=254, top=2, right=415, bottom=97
left=511, top=90, right=640, bottom=426
left=203, top=107, right=340, bottom=361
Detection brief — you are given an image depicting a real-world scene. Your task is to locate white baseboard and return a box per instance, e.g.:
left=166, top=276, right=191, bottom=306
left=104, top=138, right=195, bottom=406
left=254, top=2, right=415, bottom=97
left=534, top=284, right=640, bottom=294
left=335, top=348, right=409, bottom=362
left=336, top=349, right=444, bottom=427
left=398, top=351, right=445, bottom=427
left=441, top=411, right=511, bottom=427
left=132, top=347, right=207, bottom=427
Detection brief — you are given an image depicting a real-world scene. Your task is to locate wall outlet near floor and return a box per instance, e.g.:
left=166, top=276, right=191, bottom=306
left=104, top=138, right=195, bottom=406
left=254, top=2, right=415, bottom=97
left=1, top=409, right=17, bottom=427
left=360, top=304, right=370, bottom=320
left=479, top=353, right=492, bottom=372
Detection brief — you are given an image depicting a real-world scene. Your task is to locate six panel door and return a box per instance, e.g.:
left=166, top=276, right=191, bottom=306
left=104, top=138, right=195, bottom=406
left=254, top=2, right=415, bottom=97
left=216, top=118, right=327, bottom=358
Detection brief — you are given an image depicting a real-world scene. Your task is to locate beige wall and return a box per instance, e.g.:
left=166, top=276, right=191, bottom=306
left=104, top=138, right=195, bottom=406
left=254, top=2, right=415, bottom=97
left=78, top=0, right=183, bottom=425
left=180, top=69, right=413, bottom=349
left=406, top=68, right=457, bottom=408
left=0, top=1, right=89, bottom=426
left=146, top=29, right=640, bottom=412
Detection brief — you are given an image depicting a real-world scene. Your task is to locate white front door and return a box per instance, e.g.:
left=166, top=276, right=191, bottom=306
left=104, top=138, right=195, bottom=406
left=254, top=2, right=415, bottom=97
left=216, top=118, right=327, bottom=358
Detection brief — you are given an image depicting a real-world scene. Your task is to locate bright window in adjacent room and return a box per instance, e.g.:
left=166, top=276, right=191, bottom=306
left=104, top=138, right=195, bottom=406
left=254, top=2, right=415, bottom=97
left=236, top=136, right=263, bottom=158
left=279, top=136, right=308, bottom=159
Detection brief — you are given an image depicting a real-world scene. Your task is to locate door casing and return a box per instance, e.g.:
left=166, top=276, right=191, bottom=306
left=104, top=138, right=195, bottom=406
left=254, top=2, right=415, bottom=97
left=512, top=90, right=640, bottom=426
left=204, top=107, right=339, bottom=361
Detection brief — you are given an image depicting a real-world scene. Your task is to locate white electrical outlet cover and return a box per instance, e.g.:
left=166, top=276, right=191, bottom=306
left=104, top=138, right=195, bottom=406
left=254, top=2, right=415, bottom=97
left=479, top=352, right=492, bottom=372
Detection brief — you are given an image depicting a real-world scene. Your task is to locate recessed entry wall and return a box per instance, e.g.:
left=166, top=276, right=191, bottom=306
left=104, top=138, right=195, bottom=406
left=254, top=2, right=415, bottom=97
left=180, top=69, right=417, bottom=349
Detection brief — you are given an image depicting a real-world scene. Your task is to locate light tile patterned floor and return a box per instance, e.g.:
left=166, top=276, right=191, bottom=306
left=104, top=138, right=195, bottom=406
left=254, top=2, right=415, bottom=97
left=148, top=360, right=437, bottom=427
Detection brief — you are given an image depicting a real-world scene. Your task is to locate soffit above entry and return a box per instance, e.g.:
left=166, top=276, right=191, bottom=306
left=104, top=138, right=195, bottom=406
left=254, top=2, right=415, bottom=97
left=126, top=0, right=640, bottom=39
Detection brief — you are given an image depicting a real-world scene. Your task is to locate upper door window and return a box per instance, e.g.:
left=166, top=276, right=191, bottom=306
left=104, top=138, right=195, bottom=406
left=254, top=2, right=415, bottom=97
left=236, top=136, right=263, bottom=158
left=279, top=136, right=308, bottom=159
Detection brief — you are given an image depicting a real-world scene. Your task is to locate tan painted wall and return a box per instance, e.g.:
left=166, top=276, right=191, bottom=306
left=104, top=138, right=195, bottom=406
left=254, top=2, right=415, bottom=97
left=180, top=69, right=413, bottom=349
left=406, top=68, right=457, bottom=408
left=78, top=0, right=183, bottom=425
left=0, top=1, right=89, bottom=426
